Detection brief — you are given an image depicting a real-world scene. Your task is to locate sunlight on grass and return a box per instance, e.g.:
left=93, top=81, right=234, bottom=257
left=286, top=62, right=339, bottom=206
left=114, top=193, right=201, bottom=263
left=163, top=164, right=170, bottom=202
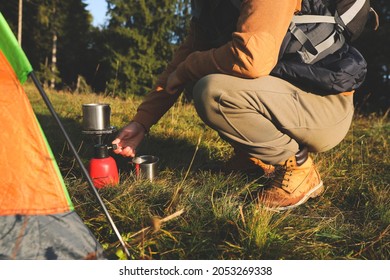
left=239, top=204, right=285, bottom=251
left=25, top=84, right=390, bottom=260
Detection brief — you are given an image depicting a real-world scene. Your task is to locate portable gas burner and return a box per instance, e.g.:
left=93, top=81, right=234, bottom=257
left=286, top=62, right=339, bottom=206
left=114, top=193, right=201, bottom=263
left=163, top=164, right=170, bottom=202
left=82, top=103, right=119, bottom=188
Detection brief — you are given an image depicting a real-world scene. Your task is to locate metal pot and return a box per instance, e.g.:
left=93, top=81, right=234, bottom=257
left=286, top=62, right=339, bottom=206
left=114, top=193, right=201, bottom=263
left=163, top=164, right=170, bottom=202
left=132, top=155, right=159, bottom=181
left=82, top=103, right=111, bottom=131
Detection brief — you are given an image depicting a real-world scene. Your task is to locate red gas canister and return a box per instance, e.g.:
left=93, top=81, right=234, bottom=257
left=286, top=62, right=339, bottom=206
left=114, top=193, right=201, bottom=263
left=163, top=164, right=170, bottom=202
left=88, top=144, right=119, bottom=188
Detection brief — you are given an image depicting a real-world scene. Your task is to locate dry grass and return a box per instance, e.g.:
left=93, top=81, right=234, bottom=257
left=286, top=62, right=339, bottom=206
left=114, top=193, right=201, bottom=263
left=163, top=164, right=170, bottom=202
left=25, top=82, right=390, bottom=260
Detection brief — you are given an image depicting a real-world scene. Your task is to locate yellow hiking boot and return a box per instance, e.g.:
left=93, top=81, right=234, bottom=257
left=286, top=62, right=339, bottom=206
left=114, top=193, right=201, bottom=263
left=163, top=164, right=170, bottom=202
left=258, top=147, right=324, bottom=211
left=224, top=149, right=275, bottom=176
left=249, top=157, right=275, bottom=176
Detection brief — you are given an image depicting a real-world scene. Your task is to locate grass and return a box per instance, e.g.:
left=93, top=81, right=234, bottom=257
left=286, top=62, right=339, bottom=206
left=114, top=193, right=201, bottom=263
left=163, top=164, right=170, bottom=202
left=24, top=82, right=389, bottom=260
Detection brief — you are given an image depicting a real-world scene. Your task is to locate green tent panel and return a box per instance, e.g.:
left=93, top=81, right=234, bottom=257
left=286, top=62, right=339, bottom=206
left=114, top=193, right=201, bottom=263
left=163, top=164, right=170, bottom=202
left=0, top=13, right=106, bottom=259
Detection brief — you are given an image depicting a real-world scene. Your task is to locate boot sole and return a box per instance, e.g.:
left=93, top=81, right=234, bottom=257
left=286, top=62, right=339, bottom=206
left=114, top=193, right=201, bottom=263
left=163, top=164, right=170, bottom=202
left=265, top=181, right=324, bottom=212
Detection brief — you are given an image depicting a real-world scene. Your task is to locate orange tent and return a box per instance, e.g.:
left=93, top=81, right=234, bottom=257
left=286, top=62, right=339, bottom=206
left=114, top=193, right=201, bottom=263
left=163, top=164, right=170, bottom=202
left=0, top=12, right=105, bottom=260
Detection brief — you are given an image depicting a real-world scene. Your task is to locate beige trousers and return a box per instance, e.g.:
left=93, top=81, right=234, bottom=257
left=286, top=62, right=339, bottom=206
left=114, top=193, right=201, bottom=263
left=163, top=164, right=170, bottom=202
left=192, top=74, right=354, bottom=164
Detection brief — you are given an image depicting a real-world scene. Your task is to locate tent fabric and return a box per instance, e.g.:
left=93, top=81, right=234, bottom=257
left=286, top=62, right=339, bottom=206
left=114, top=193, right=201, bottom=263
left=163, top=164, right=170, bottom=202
left=0, top=13, right=32, bottom=83
left=0, top=50, right=73, bottom=216
left=0, top=50, right=106, bottom=259
left=0, top=15, right=106, bottom=259
left=0, top=212, right=105, bottom=260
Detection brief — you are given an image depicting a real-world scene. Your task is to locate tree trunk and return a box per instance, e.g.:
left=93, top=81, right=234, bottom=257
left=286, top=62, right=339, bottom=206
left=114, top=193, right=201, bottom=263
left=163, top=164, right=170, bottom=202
left=18, top=0, right=22, bottom=45
left=50, top=32, right=57, bottom=89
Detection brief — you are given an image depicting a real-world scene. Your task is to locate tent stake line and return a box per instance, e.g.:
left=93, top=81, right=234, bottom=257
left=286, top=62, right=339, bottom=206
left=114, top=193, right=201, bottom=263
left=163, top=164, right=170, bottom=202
left=30, top=72, right=130, bottom=259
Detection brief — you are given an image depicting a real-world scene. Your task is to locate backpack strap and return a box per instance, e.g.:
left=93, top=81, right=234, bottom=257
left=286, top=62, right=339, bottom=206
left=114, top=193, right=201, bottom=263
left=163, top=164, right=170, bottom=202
left=292, top=0, right=367, bottom=27
left=290, top=23, right=345, bottom=63
left=229, top=0, right=367, bottom=64
left=288, top=22, right=319, bottom=56
left=291, top=15, right=337, bottom=25
left=338, top=0, right=367, bottom=26
left=297, top=29, right=345, bottom=63
left=369, top=7, right=380, bottom=31
left=290, top=13, right=343, bottom=63
left=289, top=0, right=367, bottom=64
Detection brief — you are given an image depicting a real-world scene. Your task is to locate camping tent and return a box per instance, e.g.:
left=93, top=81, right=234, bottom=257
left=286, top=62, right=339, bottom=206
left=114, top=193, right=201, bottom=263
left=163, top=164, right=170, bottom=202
left=0, top=12, right=105, bottom=260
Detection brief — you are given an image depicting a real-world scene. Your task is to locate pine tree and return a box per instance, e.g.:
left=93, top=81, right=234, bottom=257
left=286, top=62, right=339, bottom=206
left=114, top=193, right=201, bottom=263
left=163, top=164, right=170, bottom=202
left=0, top=0, right=93, bottom=90
left=103, top=0, right=191, bottom=96
left=56, top=0, right=91, bottom=90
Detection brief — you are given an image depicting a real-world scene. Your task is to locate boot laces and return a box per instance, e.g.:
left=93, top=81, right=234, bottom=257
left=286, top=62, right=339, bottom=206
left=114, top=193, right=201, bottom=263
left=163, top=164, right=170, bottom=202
left=271, top=161, right=293, bottom=189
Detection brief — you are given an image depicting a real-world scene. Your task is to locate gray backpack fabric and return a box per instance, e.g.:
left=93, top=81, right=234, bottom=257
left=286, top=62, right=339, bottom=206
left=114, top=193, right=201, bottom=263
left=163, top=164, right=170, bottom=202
left=231, top=0, right=371, bottom=64
left=191, top=0, right=372, bottom=94
left=271, top=43, right=367, bottom=95
left=269, top=0, right=371, bottom=94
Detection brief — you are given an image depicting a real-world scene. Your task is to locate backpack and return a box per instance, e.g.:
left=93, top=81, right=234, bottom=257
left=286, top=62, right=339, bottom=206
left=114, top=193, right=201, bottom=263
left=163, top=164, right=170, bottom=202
left=191, top=0, right=376, bottom=94
left=231, top=0, right=372, bottom=64
left=272, top=0, right=376, bottom=94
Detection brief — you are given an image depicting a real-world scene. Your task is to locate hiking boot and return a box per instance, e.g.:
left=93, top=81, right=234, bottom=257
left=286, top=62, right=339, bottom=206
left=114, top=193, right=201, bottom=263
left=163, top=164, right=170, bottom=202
left=224, top=149, right=275, bottom=175
left=249, top=157, right=275, bottom=176
left=257, top=147, right=324, bottom=211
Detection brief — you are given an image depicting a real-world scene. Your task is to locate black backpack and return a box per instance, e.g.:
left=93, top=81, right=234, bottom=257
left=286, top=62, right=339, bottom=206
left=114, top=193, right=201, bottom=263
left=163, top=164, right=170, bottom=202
left=231, top=0, right=376, bottom=94
left=231, top=0, right=372, bottom=64
left=282, top=0, right=371, bottom=64
left=192, top=0, right=377, bottom=94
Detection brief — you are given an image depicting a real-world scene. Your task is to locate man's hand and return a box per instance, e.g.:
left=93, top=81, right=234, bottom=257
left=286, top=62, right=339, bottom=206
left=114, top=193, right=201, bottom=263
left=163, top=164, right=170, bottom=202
left=112, top=121, right=146, bottom=157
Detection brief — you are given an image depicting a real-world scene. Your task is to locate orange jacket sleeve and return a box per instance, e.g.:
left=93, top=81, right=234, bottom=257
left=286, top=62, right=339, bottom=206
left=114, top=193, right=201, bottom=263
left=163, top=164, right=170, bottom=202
left=133, top=0, right=301, bottom=131
left=175, top=0, right=300, bottom=81
left=132, top=22, right=198, bottom=129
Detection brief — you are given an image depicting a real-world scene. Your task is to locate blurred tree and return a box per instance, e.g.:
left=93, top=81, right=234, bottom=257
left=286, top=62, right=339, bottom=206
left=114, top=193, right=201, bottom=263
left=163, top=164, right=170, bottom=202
left=0, top=0, right=92, bottom=90
left=0, top=1, right=17, bottom=32
left=102, top=0, right=191, bottom=96
left=36, top=0, right=64, bottom=88
left=0, top=1, right=46, bottom=71
left=0, top=0, right=388, bottom=112
left=353, top=0, right=390, bottom=112
left=56, top=0, right=91, bottom=90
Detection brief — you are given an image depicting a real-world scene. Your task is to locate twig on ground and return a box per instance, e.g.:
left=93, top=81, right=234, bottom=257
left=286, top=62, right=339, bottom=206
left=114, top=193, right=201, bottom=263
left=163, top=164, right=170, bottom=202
left=127, top=208, right=185, bottom=242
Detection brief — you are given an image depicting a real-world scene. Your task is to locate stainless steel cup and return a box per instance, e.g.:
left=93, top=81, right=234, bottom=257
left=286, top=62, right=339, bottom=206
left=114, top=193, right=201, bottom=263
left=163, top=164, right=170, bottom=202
left=132, top=155, right=159, bottom=182
left=82, top=103, right=111, bottom=131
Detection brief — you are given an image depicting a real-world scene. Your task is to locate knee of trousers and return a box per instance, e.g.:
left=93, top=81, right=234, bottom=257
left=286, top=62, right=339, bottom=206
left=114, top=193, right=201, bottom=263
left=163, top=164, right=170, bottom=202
left=192, top=74, right=223, bottom=127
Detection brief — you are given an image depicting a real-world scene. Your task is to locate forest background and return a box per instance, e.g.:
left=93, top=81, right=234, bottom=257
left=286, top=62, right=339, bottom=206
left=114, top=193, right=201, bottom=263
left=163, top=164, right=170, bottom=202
left=0, top=0, right=389, bottom=260
left=0, top=0, right=389, bottom=112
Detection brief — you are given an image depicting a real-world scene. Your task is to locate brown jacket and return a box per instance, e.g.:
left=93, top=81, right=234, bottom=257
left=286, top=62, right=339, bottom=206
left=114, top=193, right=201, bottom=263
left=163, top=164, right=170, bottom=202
left=133, top=0, right=302, bottom=131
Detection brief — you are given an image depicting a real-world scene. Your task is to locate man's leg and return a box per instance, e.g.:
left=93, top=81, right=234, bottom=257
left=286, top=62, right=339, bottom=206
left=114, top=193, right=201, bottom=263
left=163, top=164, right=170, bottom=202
left=193, top=74, right=354, bottom=209
left=193, top=74, right=353, bottom=164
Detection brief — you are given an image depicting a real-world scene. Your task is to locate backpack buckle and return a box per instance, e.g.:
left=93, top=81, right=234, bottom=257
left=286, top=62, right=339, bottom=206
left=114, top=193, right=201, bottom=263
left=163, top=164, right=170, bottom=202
left=335, top=23, right=345, bottom=34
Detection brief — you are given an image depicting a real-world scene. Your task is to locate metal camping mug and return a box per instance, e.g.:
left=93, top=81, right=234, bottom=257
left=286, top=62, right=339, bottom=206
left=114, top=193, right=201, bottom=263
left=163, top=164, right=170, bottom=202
left=132, top=155, right=159, bottom=181
left=82, top=103, right=111, bottom=131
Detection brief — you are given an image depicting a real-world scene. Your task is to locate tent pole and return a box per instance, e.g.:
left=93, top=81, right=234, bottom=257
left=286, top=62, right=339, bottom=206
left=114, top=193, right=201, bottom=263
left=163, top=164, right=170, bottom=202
left=29, top=72, right=130, bottom=259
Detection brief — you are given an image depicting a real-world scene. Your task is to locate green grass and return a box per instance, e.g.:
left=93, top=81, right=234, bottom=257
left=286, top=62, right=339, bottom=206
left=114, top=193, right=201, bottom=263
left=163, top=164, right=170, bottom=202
left=25, top=82, right=390, bottom=260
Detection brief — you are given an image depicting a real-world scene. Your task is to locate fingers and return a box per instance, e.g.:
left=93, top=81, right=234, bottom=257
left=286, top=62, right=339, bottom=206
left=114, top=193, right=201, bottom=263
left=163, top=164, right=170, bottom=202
left=120, top=146, right=136, bottom=158
left=112, top=138, right=121, bottom=145
left=111, top=121, right=145, bottom=158
left=112, top=138, right=134, bottom=157
left=112, top=138, right=136, bottom=157
left=111, top=138, right=122, bottom=154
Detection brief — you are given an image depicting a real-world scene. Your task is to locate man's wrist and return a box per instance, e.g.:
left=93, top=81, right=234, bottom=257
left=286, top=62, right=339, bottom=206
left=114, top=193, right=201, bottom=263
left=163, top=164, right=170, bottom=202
left=131, top=120, right=149, bottom=134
